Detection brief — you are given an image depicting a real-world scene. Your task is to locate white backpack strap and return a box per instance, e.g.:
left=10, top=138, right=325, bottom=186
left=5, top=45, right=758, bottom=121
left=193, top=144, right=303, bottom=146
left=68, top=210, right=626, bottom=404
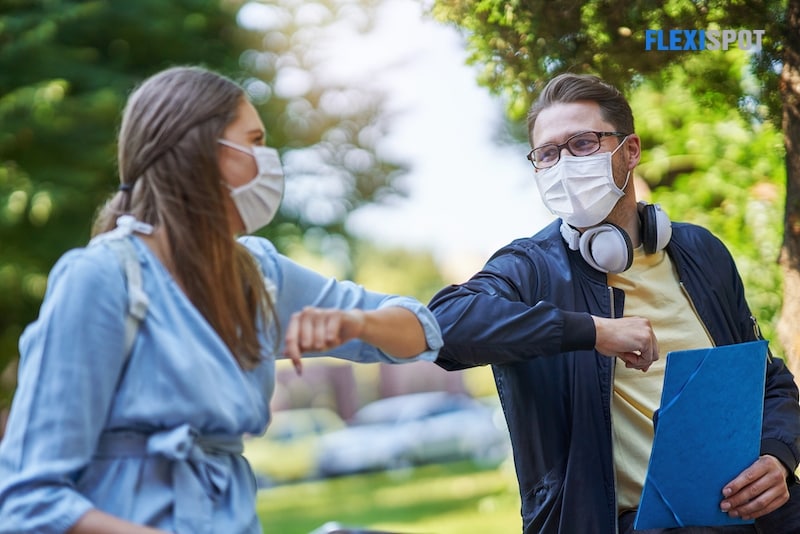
left=90, top=215, right=152, bottom=360
left=105, top=238, right=148, bottom=358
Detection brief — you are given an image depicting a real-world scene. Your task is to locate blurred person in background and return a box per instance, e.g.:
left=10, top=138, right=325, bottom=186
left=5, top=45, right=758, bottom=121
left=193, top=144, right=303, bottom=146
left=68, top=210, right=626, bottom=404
left=0, top=65, right=442, bottom=534
left=428, top=73, right=800, bottom=534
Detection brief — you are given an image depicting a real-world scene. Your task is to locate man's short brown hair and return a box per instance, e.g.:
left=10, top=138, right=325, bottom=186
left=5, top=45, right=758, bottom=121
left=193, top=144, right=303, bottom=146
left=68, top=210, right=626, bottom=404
left=527, top=74, right=635, bottom=146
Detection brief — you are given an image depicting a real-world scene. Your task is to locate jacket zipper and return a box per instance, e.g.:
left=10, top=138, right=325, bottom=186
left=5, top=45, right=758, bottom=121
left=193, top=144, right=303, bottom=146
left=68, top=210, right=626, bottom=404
left=750, top=314, right=773, bottom=363
left=682, top=281, right=770, bottom=362
left=608, top=285, right=620, bottom=533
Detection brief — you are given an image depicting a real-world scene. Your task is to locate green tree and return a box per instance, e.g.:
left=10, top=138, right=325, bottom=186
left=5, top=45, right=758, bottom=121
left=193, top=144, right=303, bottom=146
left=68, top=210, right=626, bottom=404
left=0, top=0, right=249, bottom=415
left=351, top=243, right=447, bottom=304
left=631, top=54, right=786, bottom=343
left=432, top=0, right=800, bottom=372
left=0, top=0, right=406, bottom=419
left=234, top=0, right=409, bottom=240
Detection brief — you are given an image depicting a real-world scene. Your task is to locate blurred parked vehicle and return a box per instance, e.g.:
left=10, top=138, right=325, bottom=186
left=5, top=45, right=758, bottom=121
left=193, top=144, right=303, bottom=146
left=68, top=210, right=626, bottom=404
left=309, top=522, right=408, bottom=534
left=316, top=391, right=511, bottom=477
left=243, top=407, right=346, bottom=487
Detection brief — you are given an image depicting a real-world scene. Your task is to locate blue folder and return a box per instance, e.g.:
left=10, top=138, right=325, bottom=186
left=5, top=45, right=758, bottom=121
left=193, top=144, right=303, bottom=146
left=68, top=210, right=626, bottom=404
left=634, top=340, right=768, bottom=529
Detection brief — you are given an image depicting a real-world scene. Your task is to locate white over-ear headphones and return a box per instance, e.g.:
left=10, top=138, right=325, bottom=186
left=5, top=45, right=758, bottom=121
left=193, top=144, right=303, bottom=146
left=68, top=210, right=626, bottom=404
left=560, top=202, right=672, bottom=274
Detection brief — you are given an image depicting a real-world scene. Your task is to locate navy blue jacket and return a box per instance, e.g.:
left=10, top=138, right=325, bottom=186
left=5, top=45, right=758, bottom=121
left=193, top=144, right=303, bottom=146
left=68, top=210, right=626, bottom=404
left=429, top=220, right=800, bottom=534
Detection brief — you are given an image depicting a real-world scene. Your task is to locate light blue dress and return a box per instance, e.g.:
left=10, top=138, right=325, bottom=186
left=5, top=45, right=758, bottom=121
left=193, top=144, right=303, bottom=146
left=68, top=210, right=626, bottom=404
left=0, top=232, right=442, bottom=534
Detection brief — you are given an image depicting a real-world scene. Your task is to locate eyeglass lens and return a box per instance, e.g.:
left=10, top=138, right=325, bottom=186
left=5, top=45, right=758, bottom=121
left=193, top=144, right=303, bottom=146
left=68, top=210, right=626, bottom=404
left=532, top=132, right=603, bottom=168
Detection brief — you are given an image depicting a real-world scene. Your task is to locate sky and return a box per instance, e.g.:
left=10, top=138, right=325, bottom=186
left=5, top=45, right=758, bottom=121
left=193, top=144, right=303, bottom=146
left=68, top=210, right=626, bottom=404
left=241, top=0, right=554, bottom=279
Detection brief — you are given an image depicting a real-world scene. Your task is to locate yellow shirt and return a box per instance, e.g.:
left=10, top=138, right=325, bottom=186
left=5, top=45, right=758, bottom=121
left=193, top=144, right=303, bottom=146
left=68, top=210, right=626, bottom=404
left=608, top=247, right=713, bottom=512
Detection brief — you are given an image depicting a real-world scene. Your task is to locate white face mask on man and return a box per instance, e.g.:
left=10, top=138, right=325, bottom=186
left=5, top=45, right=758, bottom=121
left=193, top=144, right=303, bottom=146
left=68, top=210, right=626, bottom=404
left=535, top=138, right=630, bottom=228
left=218, top=138, right=285, bottom=234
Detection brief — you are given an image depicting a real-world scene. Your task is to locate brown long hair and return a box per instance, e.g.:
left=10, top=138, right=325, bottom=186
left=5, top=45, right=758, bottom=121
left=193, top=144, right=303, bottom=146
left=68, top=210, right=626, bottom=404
left=93, top=66, right=273, bottom=370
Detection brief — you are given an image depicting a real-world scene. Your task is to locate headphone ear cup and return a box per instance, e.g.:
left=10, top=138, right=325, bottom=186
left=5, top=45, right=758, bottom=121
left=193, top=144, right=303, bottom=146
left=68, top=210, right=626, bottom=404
left=639, top=203, right=657, bottom=254
left=579, top=223, right=633, bottom=274
left=652, top=204, right=672, bottom=252
left=638, top=202, right=672, bottom=254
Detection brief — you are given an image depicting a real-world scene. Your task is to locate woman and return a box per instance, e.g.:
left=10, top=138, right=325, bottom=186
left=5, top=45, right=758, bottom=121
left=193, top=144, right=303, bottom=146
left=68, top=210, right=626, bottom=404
left=0, top=66, right=442, bottom=533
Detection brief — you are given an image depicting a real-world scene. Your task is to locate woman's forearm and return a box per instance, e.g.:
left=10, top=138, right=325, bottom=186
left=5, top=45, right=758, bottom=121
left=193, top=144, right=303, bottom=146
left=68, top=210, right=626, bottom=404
left=359, top=307, right=428, bottom=358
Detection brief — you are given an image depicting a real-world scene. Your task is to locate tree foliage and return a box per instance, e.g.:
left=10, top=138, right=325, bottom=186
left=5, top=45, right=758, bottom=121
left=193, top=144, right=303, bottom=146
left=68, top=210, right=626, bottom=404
left=631, top=54, right=786, bottom=343
left=432, top=0, right=786, bottom=122
left=234, top=0, right=409, bottom=236
left=0, top=0, right=249, bottom=410
left=0, top=0, right=405, bottom=412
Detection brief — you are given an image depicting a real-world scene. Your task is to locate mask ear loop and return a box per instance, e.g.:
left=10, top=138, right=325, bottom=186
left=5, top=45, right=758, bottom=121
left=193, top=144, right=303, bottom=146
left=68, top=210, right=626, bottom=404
left=218, top=138, right=254, bottom=156
left=618, top=170, right=631, bottom=193
left=610, top=135, right=632, bottom=193
left=611, top=134, right=630, bottom=157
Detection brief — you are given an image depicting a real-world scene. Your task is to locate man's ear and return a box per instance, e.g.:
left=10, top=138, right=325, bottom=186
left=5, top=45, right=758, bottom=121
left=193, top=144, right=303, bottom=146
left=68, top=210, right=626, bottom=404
left=626, top=134, right=642, bottom=170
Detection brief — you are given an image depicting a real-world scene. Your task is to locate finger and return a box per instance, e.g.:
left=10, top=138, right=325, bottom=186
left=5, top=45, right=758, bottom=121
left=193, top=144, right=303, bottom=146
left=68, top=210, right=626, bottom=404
left=288, top=351, right=303, bottom=375
left=635, top=339, right=657, bottom=364
left=622, top=357, right=643, bottom=369
left=723, top=458, right=772, bottom=499
left=283, top=313, right=303, bottom=375
left=726, top=482, right=789, bottom=520
left=648, top=335, right=659, bottom=362
left=324, top=312, right=342, bottom=346
left=641, top=348, right=657, bottom=365
left=725, top=477, right=775, bottom=511
left=298, top=307, right=316, bottom=351
left=621, top=353, right=651, bottom=371
left=750, top=491, right=789, bottom=519
left=736, top=491, right=788, bottom=520
left=312, top=309, right=329, bottom=350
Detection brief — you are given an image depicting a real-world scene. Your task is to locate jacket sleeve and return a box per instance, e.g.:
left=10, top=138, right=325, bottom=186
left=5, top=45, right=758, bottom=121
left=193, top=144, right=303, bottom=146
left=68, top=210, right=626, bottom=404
left=761, top=350, right=800, bottom=480
left=428, top=244, right=596, bottom=370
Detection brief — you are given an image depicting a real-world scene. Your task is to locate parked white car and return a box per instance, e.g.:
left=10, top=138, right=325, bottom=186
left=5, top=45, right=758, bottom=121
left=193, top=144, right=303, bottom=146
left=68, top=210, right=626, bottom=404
left=243, top=407, right=346, bottom=487
left=316, top=391, right=511, bottom=477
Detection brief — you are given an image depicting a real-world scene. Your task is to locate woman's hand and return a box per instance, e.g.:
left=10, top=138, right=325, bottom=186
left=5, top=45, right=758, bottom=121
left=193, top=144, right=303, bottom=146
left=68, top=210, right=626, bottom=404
left=283, top=306, right=427, bottom=374
left=283, top=307, right=366, bottom=373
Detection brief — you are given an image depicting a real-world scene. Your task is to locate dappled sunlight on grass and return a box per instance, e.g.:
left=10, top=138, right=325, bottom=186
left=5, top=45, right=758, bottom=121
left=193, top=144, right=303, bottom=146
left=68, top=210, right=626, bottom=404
left=257, top=461, right=521, bottom=534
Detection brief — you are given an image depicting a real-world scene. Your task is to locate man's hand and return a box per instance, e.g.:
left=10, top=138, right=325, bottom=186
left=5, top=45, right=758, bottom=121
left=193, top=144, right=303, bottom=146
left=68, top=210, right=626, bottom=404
left=592, top=316, right=658, bottom=371
left=720, top=455, right=790, bottom=520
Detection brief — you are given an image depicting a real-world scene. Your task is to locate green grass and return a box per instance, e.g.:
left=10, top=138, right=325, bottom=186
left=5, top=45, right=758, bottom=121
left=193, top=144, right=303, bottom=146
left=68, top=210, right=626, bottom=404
left=257, top=460, right=522, bottom=534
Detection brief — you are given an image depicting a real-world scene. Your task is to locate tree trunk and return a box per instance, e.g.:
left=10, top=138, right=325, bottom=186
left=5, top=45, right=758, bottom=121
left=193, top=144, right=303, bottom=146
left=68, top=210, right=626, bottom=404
left=778, top=0, right=800, bottom=385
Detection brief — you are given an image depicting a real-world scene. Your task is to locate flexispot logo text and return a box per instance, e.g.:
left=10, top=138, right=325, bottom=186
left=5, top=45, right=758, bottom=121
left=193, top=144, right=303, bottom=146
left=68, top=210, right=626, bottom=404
left=644, top=29, right=765, bottom=51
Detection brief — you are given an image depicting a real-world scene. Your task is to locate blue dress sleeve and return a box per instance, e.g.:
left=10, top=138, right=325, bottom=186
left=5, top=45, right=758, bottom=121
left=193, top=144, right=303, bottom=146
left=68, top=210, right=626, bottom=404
left=238, top=236, right=441, bottom=363
left=0, top=245, right=129, bottom=533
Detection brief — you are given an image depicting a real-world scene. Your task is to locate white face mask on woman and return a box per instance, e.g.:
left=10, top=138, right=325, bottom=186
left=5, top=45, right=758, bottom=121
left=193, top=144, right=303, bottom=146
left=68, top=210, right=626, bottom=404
left=535, top=139, right=630, bottom=228
left=218, top=138, right=285, bottom=234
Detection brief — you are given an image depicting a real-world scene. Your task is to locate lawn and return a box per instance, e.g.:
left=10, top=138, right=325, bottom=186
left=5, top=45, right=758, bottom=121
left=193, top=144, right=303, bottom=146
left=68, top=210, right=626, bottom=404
left=257, top=460, right=523, bottom=534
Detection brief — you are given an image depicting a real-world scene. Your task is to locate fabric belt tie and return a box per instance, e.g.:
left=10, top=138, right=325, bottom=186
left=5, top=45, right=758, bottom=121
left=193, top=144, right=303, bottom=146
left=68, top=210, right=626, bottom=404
left=95, top=424, right=243, bottom=532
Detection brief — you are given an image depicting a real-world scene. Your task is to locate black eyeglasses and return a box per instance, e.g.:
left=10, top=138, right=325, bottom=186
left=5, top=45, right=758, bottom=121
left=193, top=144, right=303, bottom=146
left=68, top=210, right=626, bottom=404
left=527, top=131, right=629, bottom=169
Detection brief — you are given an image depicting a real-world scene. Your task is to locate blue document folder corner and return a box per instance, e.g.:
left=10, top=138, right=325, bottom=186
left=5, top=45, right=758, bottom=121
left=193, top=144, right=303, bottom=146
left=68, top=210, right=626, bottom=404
left=634, top=340, right=768, bottom=529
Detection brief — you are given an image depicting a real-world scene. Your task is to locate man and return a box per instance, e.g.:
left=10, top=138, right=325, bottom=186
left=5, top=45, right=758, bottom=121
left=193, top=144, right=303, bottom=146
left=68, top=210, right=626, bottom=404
left=428, top=73, right=800, bottom=533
